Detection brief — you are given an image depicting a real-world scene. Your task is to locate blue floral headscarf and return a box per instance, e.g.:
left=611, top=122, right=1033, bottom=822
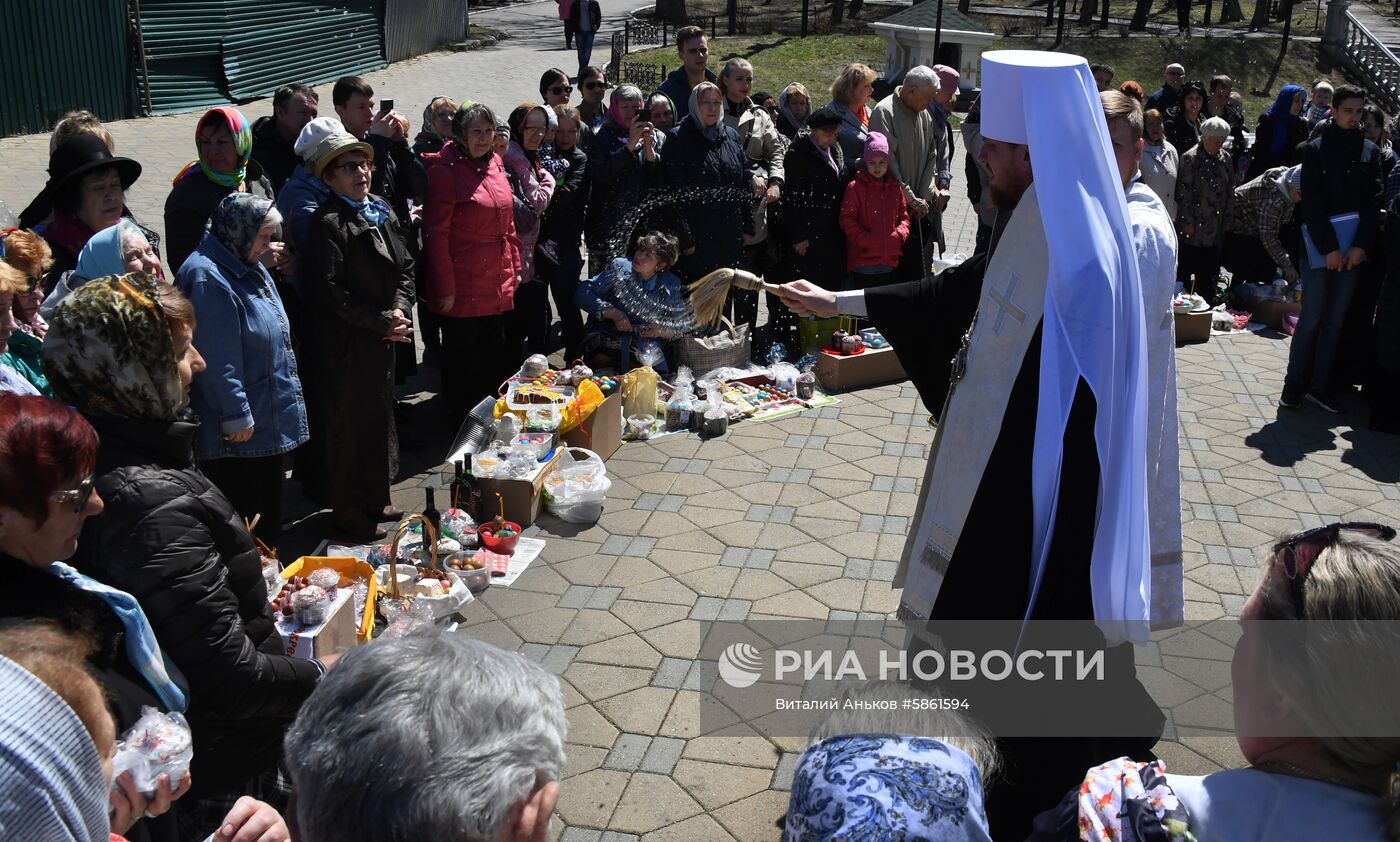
left=784, top=735, right=993, bottom=841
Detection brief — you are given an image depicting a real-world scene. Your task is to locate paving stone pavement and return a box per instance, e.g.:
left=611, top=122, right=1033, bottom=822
left=6, top=8, right=1400, bottom=838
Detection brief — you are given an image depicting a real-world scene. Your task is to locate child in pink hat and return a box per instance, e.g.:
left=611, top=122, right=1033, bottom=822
left=839, top=131, right=910, bottom=289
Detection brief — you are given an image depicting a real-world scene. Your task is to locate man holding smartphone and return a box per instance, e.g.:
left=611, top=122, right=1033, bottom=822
left=331, top=76, right=428, bottom=240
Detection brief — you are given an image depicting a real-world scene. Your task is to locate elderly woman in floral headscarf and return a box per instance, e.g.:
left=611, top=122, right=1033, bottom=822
left=175, top=193, right=307, bottom=547
left=164, top=107, right=277, bottom=274
left=412, top=96, right=459, bottom=159
left=42, top=274, right=325, bottom=838
left=783, top=682, right=996, bottom=842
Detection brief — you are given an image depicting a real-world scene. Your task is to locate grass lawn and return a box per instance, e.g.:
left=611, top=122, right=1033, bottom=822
left=626, top=26, right=1326, bottom=121
left=629, top=34, right=887, bottom=100
left=972, top=0, right=1328, bottom=38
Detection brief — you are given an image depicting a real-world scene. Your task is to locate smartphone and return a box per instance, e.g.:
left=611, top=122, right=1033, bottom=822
left=379, top=98, right=394, bottom=115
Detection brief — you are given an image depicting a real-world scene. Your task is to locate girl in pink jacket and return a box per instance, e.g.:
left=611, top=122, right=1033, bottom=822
left=839, top=131, right=909, bottom=290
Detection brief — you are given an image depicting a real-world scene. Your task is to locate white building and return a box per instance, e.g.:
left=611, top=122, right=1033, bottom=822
left=871, top=3, right=997, bottom=94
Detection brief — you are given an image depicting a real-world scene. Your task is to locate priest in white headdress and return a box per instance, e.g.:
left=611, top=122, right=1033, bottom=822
left=778, top=51, right=1176, bottom=835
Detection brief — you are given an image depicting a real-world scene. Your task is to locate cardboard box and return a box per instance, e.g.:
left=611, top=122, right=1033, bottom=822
left=1173, top=310, right=1212, bottom=344
left=562, top=390, right=623, bottom=460
left=476, top=448, right=562, bottom=528
left=1248, top=298, right=1302, bottom=329
left=273, top=587, right=359, bottom=659
left=814, top=346, right=907, bottom=392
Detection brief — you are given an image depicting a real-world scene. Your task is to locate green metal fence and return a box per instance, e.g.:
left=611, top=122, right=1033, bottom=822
left=137, top=0, right=386, bottom=115
left=0, top=0, right=137, bottom=137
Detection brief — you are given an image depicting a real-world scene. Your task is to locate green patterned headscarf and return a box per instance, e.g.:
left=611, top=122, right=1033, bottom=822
left=41, top=273, right=185, bottom=421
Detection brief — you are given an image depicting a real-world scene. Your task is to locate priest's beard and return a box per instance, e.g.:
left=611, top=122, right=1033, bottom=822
left=989, top=173, right=1033, bottom=213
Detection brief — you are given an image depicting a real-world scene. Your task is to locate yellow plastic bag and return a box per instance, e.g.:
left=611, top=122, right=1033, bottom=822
left=493, top=377, right=605, bottom=435
left=621, top=366, right=659, bottom=419
left=280, top=556, right=379, bottom=643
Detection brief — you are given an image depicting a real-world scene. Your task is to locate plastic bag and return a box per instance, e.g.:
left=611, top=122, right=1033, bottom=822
left=543, top=447, right=612, bottom=524
left=111, top=707, right=193, bottom=796
left=621, top=345, right=661, bottom=419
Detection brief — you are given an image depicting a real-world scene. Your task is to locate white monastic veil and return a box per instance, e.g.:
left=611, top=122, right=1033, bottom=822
left=981, top=51, right=1153, bottom=645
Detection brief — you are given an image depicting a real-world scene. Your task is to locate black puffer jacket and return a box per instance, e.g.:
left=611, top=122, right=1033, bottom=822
left=70, top=415, right=320, bottom=796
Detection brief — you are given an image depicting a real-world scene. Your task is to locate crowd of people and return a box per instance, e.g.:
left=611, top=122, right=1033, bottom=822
left=1097, top=62, right=1399, bottom=426
left=2, top=26, right=1400, bottom=842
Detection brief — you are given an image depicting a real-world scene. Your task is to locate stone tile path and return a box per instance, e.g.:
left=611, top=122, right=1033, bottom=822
left=4, top=6, right=1400, bottom=837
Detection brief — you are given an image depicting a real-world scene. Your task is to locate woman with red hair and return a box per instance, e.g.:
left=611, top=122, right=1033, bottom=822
left=0, top=393, right=191, bottom=836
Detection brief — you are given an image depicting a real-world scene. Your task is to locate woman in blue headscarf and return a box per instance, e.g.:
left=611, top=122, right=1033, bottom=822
left=1245, top=85, right=1308, bottom=181
left=39, top=220, right=163, bottom=319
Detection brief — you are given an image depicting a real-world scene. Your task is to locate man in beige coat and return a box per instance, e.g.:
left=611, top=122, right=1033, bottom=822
left=870, top=65, right=951, bottom=281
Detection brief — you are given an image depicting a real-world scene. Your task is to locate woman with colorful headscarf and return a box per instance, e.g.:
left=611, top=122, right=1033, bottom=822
left=42, top=274, right=326, bottom=837
left=175, top=193, right=307, bottom=548
left=1245, top=84, right=1309, bottom=181
left=164, top=107, right=276, bottom=274
left=412, top=96, right=459, bottom=159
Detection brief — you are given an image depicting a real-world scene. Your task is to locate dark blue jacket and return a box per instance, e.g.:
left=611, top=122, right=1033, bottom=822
left=1299, top=121, right=1385, bottom=256
left=662, top=116, right=757, bottom=281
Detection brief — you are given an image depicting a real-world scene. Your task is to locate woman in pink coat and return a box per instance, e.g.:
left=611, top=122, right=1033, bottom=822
left=503, top=103, right=557, bottom=359
left=421, top=102, right=523, bottom=428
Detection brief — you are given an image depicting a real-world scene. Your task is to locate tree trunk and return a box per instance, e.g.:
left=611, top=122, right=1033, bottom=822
left=831, top=0, right=844, bottom=26
left=1054, top=0, right=1068, bottom=45
left=1080, top=0, right=1098, bottom=26
left=1047, top=0, right=1057, bottom=26
left=1219, top=0, right=1243, bottom=21
left=1100, top=0, right=1110, bottom=29
left=1249, top=0, right=1269, bottom=28
left=959, top=0, right=972, bottom=13
left=1129, top=0, right=1153, bottom=29
left=801, top=0, right=810, bottom=34
left=1263, top=0, right=1294, bottom=91
left=1203, top=0, right=1212, bottom=25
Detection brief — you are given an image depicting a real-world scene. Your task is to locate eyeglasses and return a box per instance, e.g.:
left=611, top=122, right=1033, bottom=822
left=1272, top=522, right=1396, bottom=618
left=52, top=475, right=96, bottom=514
left=329, top=159, right=375, bottom=174
left=583, top=81, right=606, bottom=91
left=550, top=85, right=573, bottom=96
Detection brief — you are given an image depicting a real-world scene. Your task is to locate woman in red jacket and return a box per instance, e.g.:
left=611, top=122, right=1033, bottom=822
left=422, top=102, right=523, bottom=429
left=839, top=131, right=909, bottom=290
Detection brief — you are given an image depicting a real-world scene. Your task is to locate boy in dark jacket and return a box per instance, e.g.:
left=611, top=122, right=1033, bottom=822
left=1282, top=85, right=1385, bottom=413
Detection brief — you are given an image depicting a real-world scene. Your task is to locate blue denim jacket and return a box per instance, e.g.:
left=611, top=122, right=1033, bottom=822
left=176, top=231, right=309, bottom=460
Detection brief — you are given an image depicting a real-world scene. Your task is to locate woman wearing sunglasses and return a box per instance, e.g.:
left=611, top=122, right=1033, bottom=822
left=1033, top=522, right=1400, bottom=841
left=0, top=393, right=193, bottom=837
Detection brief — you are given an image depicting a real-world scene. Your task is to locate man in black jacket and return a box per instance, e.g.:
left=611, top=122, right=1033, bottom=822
left=1282, top=85, right=1385, bottom=413
left=251, top=84, right=318, bottom=193
left=1145, top=63, right=1185, bottom=115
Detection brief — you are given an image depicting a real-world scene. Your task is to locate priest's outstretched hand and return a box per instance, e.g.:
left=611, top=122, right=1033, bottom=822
left=776, top=280, right=838, bottom=319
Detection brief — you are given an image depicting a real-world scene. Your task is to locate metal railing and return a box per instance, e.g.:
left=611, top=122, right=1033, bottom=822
left=622, top=14, right=718, bottom=53
left=1331, top=8, right=1400, bottom=111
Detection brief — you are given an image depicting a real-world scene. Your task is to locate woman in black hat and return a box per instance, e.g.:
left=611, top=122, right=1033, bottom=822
left=18, top=134, right=143, bottom=287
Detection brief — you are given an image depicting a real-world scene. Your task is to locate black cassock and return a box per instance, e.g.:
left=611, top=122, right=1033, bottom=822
left=864, top=257, right=1164, bottom=839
